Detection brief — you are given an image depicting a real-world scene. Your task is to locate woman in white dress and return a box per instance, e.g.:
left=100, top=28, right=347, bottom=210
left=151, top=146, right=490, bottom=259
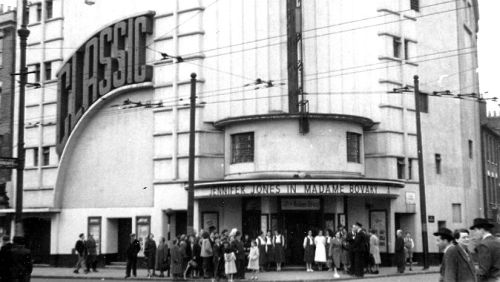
left=314, top=230, right=327, bottom=271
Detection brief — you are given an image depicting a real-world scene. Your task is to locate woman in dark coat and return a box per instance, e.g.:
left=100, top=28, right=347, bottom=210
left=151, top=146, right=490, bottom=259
left=257, top=231, right=267, bottom=271
left=303, top=230, right=315, bottom=272
left=144, top=233, right=157, bottom=278
left=155, top=237, right=169, bottom=277
left=170, top=239, right=184, bottom=280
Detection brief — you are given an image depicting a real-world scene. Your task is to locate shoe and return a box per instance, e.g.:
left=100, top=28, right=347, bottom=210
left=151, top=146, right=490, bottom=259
left=124, top=276, right=130, bottom=279
left=84, top=270, right=89, bottom=274
left=333, top=272, right=340, bottom=278
left=73, top=270, right=78, bottom=274
left=93, top=269, right=98, bottom=272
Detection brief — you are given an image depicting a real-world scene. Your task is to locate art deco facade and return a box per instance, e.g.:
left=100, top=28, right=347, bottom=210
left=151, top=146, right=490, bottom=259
left=4, top=0, right=482, bottom=264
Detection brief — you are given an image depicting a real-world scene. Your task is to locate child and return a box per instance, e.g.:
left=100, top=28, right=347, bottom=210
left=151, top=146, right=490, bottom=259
left=247, top=240, right=260, bottom=280
left=224, top=242, right=237, bottom=282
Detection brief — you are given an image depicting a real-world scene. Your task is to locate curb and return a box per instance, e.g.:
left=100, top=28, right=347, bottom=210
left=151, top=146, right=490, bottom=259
left=32, top=270, right=439, bottom=281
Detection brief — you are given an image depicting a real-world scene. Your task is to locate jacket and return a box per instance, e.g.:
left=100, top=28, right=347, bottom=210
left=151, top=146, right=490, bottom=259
left=440, top=244, right=476, bottom=282
left=476, top=235, right=500, bottom=281
left=75, top=239, right=86, bottom=256
left=126, top=239, right=141, bottom=258
left=10, top=244, right=33, bottom=280
left=86, top=238, right=97, bottom=256
left=200, top=238, right=213, bottom=258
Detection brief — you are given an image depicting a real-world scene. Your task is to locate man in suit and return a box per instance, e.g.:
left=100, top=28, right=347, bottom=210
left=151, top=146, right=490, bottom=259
left=231, top=231, right=246, bottom=279
left=9, top=236, right=33, bottom=282
left=434, top=228, right=476, bottom=282
left=395, top=229, right=406, bottom=273
left=125, top=233, right=141, bottom=279
left=0, top=235, right=13, bottom=282
left=73, top=233, right=87, bottom=274
left=351, top=222, right=367, bottom=277
left=470, top=218, right=500, bottom=282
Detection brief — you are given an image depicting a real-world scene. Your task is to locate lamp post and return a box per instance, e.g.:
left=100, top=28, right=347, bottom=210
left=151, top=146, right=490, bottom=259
left=187, top=73, right=197, bottom=235
left=14, top=0, right=30, bottom=237
left=413, top=75, right=429, bottom=269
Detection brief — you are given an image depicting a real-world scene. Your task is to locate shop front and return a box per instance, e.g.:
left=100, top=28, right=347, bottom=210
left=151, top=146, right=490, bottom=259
left=195, top=178, right=403, bottom=265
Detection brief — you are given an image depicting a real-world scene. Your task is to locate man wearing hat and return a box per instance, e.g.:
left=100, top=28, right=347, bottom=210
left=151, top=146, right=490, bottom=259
left=125, top=233, right=141, bottom=279
left=351, top=222, right=367, bottom=277
left=395, top=230, right=406, bottom=273
left=470, top=218, right=500, bottom=281
left=433, top=227, right=476, bottom=282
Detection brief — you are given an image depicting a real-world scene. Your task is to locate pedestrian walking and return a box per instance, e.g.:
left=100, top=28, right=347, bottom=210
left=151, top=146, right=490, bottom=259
left=156, top=237, right=169, bottom=277
left=351, top=223, right=367, bottom=277
left=200, top=231, right=214, bottom=279
left=0, top=235, right=13, bottom=281
left=470, top=218, right=500, bottom=281
left=265, top=230, right=274, bottom=270
left=439, top=229, right=476, bottom=282
left=303, top=230, right=315, bottom=272
left=369, top=230, right=381, bottom=274
left=395, top=229, right=406, bottom=274
left=144, top=233, right=157, bottom=278
left=257, top=231, right=267, bottom=271
left=273, top=230, right=285, bottom=272
left=314, top=229, right=327, bottom=271
left=404, top=232, right=415, bottom=271
left=224, top=242, right=237, bottom=282
left=434, top=228, right=459, bottom=282
left=9, top=236, right=33, bottom=282
left=85, top=234, right=98, bottom=273
left=170, top=239, right=184, bottom=280
left=73, top=233, right=87, bottom=274
left=248, top=240, right=260, bottom=280
left=329, top=231, right=342, bottom=278
left=124, top=233, right=141, bottom=279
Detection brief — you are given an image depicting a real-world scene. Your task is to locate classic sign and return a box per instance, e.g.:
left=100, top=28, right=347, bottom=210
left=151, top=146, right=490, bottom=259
left=56, top=12, right=154, bottom=154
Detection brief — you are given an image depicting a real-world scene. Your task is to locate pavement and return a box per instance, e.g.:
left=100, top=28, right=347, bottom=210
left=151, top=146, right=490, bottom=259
left=31, top=265, right=440, bottom=281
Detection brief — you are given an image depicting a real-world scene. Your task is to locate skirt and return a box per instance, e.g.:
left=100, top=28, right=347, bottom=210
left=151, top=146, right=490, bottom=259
left=274, top=244, right=285, bottom=263
left=258, top=245, right=267, bottom=266
left=304, top=245, right=315, bottom=263
left=247, top=259, right=259, bottom=270
left=225, top=261, right=237, bottom=275
left=266, top=245, right=275, bottom=263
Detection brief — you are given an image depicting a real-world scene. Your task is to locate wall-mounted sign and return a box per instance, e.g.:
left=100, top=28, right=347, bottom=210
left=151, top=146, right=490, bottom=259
left=193, top=179, right=404, bottom=199
left=405, top=192, right=416, bottom=205
left=428, top=215, right=435, bottom=223
left=136, top=216, right=151, bottom=257
left=87, top=217, right=102, bottom=255
left=370, top=210, right=388, bottom=253
left=281, top=198, right=320, bottom=210
left=202, top=212, right=219, bottom=232
left=56, top=12, right=155, bottom=155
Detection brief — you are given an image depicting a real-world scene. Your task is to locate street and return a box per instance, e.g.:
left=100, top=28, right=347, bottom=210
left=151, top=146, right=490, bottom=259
left=32, top=273, right=440, bottom=282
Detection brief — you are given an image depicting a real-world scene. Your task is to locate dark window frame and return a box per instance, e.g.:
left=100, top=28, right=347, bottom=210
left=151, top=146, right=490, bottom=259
left=346, top=132, right=361, bottom=163
left=45, top=0, right=53, bottom=20
left=393, top=37, right=402, bottom=58
left=410, top=0, right=420, bottom=12
left=33, top=147, right=39, bottom=166
left=231, top=132, right=254, bottom=164
left=42, top=146, right=50, bottom=166
left=397, top=158, right=405, bottom=179
left=468, top=140, right=473, bottom=159
left=44, top=61, right=52, bottom=81
left=408, top=158, right=413, bottom=180
left=36, top=3, right=42, bottom=22
left=435, top=153, right=441, bottom=174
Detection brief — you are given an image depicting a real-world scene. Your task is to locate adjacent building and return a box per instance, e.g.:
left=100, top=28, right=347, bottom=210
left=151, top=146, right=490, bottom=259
left=0, top=6, right=16, bottom=236
left=7, top=0, right=482, bottom=265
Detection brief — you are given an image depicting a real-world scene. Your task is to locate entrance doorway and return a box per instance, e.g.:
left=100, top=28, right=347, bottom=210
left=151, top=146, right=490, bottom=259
left=117, top=218, right=132, bottom=261
left=282, top=211, right=321, bottom=265
left=24, top=217, right=51, bottom=264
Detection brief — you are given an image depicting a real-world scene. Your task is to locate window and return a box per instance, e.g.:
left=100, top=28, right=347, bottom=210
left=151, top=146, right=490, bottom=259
left=435, top=154, right=441, bottom=174
left=468, top=140, right=473, bottom=159
left=393, top=37, right=402, bottom=58
left=397, top=158, right=405, bottom=179
left=438, top=220, right=446, bottom=229
left=46, top=0, right=53, bottom=20
left=419, top=92, right=429, bottom=113
left=33, top=147, right=39, bottom=166
left=26, top=7, right=30, bottom=24
left=410, top=0, right=419, bottom=12
left=452, top=203, right=462, bottom=223
left=42, top=146, right=50, bottom=166
left=36, top=3, right=42, bottom=22
left=231, top=132, right=254, bottom=164
left=44, top=62, right=52, bottom=81
left=31, top=63, right=41, bottom=83
left=0, top=38, right=3, bottom=67
left=404, top=39, right=411, bottom=60
left=408, top=158, right=413, bottom=180
left=346, top=132, right=361, bottom=163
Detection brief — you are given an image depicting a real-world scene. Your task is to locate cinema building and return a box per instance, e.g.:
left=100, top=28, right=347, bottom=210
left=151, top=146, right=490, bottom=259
left=6, top=0, right=482, bottom=265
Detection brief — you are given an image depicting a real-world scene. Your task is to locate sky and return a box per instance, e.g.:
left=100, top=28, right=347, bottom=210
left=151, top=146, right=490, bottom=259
left=0, top=0, right=496, bottom=112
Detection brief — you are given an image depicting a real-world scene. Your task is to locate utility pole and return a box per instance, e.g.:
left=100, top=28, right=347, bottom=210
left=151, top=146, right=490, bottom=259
left=414, top=75, right=429, bottom=269
left=187, top=73, right=197, bottom=235
left=15, top=0, right=30, bottom=237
